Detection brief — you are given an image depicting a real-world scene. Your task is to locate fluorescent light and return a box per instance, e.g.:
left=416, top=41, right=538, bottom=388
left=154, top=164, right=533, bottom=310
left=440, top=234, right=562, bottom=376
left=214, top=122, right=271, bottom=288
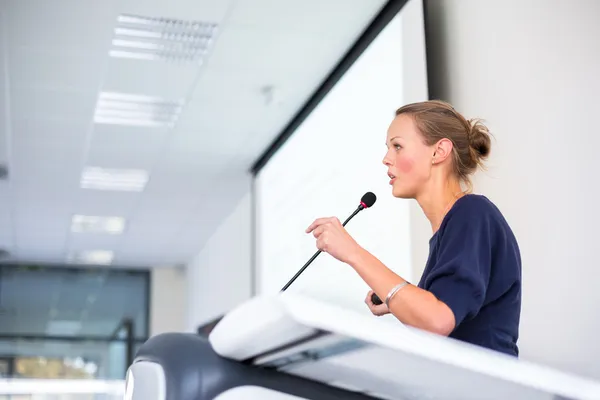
left=112, top=39, right=163, bottom=50
left=115, top=27, right=162, bottom=39
left=69, top=250, right=115, bottom=265
left=0, top=379, right=125, bottom=395
left=81, top=167, right=149, bottom=192
left=93, top=91, right=184, bottom=128
left=109, top=50, right=161, bottom=61
left=109, top=13, right=218, bottom=64
left=71, top=215, right=125, bottom=234
left=99, top=91, right=174, bottom=103
left=117, top=14, right=156, bottom=25
left=93, top=115, right=175, bottom=127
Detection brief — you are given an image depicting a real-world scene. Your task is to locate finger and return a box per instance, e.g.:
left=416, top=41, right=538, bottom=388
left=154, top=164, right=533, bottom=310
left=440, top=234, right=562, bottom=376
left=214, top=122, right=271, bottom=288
left=305, top=217, right=332, bottom=233
left=365, top=290, right=374, bottom=304
left=312, top=225, right=326, bottom=239
left=316, top=233, right=329, bottom=251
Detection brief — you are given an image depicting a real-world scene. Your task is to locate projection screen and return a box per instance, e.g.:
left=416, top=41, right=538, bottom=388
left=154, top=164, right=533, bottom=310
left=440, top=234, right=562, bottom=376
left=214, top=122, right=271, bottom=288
left=253, top=0, right=429, bottom=315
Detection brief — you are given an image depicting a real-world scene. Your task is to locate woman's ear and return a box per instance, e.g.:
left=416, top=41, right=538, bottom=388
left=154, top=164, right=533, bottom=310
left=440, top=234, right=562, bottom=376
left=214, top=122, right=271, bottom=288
left=432, top=138, right=453, bottom=164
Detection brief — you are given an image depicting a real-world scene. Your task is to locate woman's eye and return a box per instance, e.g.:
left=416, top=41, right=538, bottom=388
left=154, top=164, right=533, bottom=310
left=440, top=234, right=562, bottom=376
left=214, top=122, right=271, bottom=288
left=394, top=144, right=402, bottom=150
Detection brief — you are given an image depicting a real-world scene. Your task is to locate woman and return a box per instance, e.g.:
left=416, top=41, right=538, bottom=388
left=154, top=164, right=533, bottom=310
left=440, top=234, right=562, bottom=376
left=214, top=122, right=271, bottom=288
left=306, top=100, right=521, bottom=357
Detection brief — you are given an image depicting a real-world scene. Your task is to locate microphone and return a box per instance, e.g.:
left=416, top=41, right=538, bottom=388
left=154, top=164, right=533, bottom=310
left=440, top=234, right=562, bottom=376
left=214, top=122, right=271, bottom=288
left=371, top=293, right=383, bottom=305
left=280, top=192, right=377, bottom=292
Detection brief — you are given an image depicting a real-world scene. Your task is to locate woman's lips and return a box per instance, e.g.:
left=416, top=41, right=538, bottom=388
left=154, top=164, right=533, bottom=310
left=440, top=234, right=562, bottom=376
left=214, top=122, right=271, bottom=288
left=388, top=172, right=396, bottom=185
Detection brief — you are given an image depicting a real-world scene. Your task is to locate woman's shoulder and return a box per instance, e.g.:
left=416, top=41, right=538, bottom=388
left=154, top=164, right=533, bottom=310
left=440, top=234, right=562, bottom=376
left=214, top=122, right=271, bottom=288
left=435, top=194, right=520, bottom=261
left=444, top=193, right=507, bottom=228
left=449, top=192, right=495, bottom=213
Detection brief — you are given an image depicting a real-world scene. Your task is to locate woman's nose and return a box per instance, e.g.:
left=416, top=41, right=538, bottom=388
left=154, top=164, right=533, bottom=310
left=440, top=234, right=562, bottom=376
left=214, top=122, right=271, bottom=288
left=382, top=152, right=392, bottom=166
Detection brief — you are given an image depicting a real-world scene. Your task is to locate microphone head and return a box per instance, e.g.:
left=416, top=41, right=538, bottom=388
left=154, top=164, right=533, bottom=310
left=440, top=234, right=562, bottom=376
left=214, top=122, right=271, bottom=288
left=360, top=192, right=377, bottom=208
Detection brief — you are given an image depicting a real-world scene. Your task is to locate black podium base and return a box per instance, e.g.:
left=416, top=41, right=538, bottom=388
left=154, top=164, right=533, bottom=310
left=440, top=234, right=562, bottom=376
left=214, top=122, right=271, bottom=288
left=130, top=332, right=381, bottom=400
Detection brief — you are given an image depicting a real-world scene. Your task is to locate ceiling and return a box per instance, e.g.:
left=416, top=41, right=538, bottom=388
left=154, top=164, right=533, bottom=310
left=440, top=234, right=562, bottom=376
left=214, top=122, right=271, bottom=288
left=0, top=0, right=388, bottom=267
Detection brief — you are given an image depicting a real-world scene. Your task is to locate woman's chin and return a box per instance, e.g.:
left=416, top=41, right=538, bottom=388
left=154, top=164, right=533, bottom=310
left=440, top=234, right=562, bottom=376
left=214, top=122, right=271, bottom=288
left=392, top=184, right=413, bottom=199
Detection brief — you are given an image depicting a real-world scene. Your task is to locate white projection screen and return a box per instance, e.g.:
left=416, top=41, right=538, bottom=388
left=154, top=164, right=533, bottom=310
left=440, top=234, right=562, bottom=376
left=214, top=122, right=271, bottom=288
left=254, top=0, right=429, bottom=315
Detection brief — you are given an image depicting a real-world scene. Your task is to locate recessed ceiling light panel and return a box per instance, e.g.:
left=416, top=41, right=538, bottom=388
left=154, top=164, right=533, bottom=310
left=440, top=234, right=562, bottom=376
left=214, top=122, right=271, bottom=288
left=71, top=215, right=125, bottom=234
left=69, top=250, right=114, bottom=265
left=109, top=13, right=218, bottom=64
left=81, top=167, right=149, bottom=192
left=93, top=91, right=184, bottom=128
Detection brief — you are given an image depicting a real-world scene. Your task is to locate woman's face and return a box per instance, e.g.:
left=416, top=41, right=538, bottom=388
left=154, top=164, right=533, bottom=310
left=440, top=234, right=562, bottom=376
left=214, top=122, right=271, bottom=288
left=382, top=114, right=434, bottom=199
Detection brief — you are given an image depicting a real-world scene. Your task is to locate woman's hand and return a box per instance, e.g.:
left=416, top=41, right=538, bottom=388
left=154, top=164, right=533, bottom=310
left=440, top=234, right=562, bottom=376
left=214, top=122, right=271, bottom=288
left=305, top=217, right=362, bottom=265
left=365, top=290, right=390, bottom=316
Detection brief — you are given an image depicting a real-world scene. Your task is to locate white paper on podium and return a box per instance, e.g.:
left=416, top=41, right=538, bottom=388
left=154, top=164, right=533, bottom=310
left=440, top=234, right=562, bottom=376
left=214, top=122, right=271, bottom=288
left=210, top=293, right=600, bottom=400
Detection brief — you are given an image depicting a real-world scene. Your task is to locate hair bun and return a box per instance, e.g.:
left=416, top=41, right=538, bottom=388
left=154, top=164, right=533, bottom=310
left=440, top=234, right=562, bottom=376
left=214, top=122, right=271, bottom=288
left=468, top=118, right=492, bottom=163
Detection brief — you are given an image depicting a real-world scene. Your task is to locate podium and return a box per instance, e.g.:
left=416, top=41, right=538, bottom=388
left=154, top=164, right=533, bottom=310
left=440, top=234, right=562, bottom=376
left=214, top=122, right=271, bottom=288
left=126, top=293, right=600, bottom=400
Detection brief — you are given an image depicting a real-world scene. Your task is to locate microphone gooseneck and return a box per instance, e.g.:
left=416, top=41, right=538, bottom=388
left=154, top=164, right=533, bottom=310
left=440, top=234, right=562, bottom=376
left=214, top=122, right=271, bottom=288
left=280, top=192, right=376, bottom=292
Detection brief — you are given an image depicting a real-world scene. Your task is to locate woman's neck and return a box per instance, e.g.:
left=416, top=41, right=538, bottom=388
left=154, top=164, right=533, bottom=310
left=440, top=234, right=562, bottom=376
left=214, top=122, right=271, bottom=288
left=417, top=178, right=465, bottom=234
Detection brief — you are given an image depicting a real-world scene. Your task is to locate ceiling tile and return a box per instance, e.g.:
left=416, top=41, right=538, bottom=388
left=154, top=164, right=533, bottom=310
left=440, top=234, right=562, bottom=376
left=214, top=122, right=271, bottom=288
left=174, top=92, right=263, bottom=138
left=113, top=253, right=171, bottom=267
left=9, top=46, right=106, bottom=92
left=11, top=163, right=80, bottom=189
left=71, top=190, right=141, bottom=218
left=0, top=180, right=11, bottom=200
left=16, top=241, right=68, bottom=257
left=14, top=224, right=70, bottom=255
left=102, top=58, right=198, bottom=101
left=120, top=0, right=233, bottom=24
left=117, top=225, right=182, bottom=258
left=14, top=206, right=72, bottom=227
left=227, top=0, right=385, bottom=35
left=133, top=190, right=202, bottom=219
left=12, top=117, right=91, bottom=146
left=207, top=26, right=331, bottom=73
left=0, top=214, right=11, bottom=235
left=10, top=136, right=83, bottom=187
left=126, top=206, right=195, bottom=229
left=91, top=123, right=170, bottom=148
left=146, top=156, right=217, bottom=186
left=10, top=86, right=97, bottom=121
left=67, top=233, right=123, bottom=252
left=14, top=229, right=68, bottom=246
left=0, top=233, right=12, bottom=246
left=0, top=33, right=7, bottom=165
left=13, top=183, right=77, bottom=212
left=7, top=0, right=121, bottom=50
left=159, top=137, right=231, bottom=170
left=86, top=124, right=169, bottom=170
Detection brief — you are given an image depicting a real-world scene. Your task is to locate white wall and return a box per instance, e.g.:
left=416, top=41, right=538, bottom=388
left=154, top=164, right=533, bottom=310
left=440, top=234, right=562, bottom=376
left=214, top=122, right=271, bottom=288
left=149, top=266, right=187, bottom=336
left=423, top=0, right=600, bottom=379
left=185, top=182, right=253, bottom=331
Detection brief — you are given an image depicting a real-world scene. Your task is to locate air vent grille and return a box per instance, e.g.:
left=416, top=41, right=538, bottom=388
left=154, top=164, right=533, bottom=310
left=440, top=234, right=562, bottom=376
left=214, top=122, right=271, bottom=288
left=110, top=14, right=218, bottom=64
left=93, top=91, right=184, bottom=128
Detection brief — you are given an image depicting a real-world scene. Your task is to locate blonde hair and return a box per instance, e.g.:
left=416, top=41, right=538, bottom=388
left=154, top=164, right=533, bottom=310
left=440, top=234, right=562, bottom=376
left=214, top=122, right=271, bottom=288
left=395, top=100, right=492, bottom=190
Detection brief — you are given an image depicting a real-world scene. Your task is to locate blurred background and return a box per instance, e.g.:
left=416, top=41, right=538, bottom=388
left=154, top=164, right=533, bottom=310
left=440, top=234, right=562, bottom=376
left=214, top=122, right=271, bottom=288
left=0, top=0, right=598, bottom=397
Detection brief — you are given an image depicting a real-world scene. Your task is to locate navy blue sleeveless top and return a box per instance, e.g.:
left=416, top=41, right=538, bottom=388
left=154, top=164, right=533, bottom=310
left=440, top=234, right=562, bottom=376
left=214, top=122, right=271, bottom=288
left=418, top=194, right=522, bottom=356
